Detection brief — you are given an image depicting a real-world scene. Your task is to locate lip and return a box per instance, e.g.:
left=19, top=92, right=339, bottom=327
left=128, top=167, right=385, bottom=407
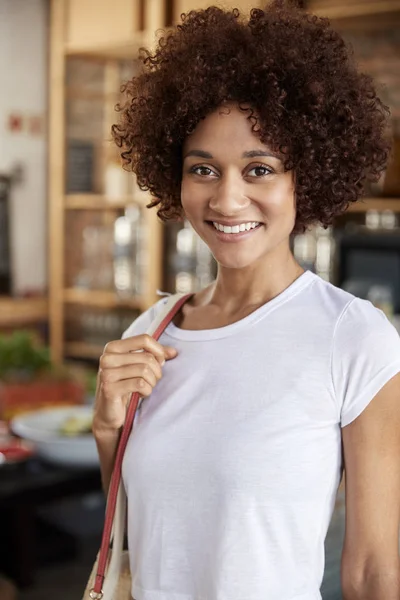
left=206, top=219, right=263, bottom=227
left=206, top=221, right=264, bottom=242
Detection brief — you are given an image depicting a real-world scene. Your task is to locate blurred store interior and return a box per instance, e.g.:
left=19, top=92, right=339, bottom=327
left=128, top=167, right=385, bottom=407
left=0, top=0, right=400, bottom=598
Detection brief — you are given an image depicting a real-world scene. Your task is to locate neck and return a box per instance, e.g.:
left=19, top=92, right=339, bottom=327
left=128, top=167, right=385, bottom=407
left=207, top=250, right=304, bottom=313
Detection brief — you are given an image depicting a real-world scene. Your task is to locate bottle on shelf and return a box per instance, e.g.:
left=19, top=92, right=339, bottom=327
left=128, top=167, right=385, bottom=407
left=79, top=308, right=140, bottom=348
left=315, top=225, right=335, bottom=282
left=74, top=223, right=114, bottom=290
left=113, top=205, right=146, bottom=298
left=292, top=228, right=317, bottom=274
left=293, top=225, right=335, bottom=282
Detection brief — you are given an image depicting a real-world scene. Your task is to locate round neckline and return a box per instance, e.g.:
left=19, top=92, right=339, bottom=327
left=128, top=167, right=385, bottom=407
left=165, top=270, right=316, bottom=341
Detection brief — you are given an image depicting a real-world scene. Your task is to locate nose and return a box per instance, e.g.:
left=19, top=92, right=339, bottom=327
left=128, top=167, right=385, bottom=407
left=208, top=172, right=250, bottom=216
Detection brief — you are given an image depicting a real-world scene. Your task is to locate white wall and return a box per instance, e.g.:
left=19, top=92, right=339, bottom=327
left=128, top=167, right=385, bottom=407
left=0, top=0, right=47, bottom=295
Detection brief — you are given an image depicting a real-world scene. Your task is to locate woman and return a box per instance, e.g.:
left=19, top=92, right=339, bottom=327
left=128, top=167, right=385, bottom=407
left=94, top=2, right=400, bottom=599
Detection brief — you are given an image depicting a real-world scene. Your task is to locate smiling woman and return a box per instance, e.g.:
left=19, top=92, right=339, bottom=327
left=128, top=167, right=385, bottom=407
left=89, top=2, right=400, bottom=600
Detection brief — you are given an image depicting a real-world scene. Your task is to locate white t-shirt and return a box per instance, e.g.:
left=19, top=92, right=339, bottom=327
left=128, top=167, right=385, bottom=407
left=122, top=270, right=400, bottom=600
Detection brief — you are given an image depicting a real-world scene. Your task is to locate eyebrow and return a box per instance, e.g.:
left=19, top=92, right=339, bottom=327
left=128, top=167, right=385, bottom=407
left=183, top=149, right=280, bottom=160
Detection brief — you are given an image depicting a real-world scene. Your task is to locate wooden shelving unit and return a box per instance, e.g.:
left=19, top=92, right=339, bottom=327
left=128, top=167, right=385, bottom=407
left=48, top=0, right=165, bottom=363
left=0, top=297, right=48, bottom=328
left=65, top=194, right=149, bottom=211
left=63, top=288, right=145, bottom=310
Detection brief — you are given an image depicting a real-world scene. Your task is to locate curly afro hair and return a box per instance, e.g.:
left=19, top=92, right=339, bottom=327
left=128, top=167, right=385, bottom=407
left=112, top=0, right=391, bottom=233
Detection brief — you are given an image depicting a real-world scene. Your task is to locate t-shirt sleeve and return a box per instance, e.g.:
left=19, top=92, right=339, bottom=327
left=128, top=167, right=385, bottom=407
left=121, top=296, right=170, bottom=340
left=331, top=297, right=400, bottom=427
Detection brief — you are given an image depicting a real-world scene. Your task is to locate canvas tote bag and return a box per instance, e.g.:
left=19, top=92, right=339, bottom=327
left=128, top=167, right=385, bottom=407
left=83, top=292, right=192, bottom=600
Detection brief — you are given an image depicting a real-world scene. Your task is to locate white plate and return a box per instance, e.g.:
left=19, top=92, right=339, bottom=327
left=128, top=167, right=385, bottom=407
left=10, top=406, right=99, bottom=469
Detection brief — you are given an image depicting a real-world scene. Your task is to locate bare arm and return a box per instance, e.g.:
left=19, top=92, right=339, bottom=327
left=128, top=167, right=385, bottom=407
left=92, top=334, right=178, bottom=495
left=341, top=372, right=400, bottom=600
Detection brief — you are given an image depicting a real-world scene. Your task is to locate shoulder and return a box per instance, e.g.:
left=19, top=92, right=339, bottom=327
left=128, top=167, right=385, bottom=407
left=307, top=275, right=397, bottom=338
left=121, top=296, right=171, bottom=339
left=334, top=295, right=399, bottom=348
left=306, top=274, right=355, bottom=317
left=331, top=291, right=400, bottom=373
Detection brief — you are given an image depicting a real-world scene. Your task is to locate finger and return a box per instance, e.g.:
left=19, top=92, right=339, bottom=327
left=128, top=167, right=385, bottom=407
left=100, top=363, right=159, bottom=388
left=104, top=334, right=176, bottom=364
left=101, top=377, right=154, bottom=400
left=100, top=350, right=163, bottom=375
left=163, top=346, right=178, bottom=360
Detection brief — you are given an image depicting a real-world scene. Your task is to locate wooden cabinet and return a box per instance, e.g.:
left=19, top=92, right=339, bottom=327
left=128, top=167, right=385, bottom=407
left=48, top=0, right=164, bottom=363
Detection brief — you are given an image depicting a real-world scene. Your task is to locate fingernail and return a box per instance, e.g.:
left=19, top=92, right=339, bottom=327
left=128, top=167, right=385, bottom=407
left=161, top=359, right=165, bottom=366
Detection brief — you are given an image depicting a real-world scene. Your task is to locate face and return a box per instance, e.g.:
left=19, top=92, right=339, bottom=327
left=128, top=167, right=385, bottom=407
left=181, top=104, right=296, bottom=271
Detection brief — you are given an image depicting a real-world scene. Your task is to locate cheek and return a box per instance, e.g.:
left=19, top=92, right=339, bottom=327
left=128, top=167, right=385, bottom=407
left=275, top=178, right=295, bottom=208
left=180, top=180, right=205, bottom=216
left=262, top=187, right=295, bottom=220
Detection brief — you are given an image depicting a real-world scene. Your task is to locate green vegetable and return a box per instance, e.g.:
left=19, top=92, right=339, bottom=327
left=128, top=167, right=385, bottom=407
left=0, top=331, right=52, bottom=381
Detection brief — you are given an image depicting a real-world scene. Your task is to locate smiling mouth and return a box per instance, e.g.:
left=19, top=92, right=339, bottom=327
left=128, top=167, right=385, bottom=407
left=206, top=221, right=263, bottom=235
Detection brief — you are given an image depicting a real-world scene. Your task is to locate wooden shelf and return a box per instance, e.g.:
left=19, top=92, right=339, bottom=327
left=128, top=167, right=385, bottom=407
left=0, top=296, right=48, bottom=327
left=64, top=288, right=144, bottom=310
left=65, top=341, right=103, bottom=360
left=65, top=30, right=155, bottom=59
left=65, top=194, right=149, bottom=210
left=347, top=197, right=400, bottom=213
left=310, top=0, right=400, bottom=19
left=66, top=88, right=119, bottom=102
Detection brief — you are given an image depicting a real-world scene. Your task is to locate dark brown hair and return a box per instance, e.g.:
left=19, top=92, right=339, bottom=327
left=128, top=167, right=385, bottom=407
left=112, top=1, right=391, bottom=232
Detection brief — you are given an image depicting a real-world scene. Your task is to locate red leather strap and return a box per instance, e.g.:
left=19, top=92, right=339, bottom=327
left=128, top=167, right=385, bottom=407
left=92, top=293, right=192, bottom=595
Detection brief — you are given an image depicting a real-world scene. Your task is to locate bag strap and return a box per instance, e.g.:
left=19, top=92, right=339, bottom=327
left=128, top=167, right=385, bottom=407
left=90, top=293, right=192, bottom=598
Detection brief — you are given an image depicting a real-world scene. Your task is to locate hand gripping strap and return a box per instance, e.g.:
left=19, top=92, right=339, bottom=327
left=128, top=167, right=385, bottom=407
left=91, top=293, right=192, bottom=597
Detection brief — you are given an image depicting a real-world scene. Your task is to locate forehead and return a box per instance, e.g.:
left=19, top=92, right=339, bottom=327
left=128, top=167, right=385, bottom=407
left=183, top=103, right=263, bottom=151
left=182, top=103, right=288, bottom=165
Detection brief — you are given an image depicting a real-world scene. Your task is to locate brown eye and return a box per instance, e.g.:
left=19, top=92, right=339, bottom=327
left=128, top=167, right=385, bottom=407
left=190, top=166, right=215, bottom=177
left=248, top=165, right=272, bottom=177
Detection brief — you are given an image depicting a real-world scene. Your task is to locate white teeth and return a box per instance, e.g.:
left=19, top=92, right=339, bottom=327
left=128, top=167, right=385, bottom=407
left=212, top=221, right=260, bottom=234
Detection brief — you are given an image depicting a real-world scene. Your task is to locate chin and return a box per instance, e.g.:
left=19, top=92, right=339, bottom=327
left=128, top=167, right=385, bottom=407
left=213, top=250, right=265, bottom=270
